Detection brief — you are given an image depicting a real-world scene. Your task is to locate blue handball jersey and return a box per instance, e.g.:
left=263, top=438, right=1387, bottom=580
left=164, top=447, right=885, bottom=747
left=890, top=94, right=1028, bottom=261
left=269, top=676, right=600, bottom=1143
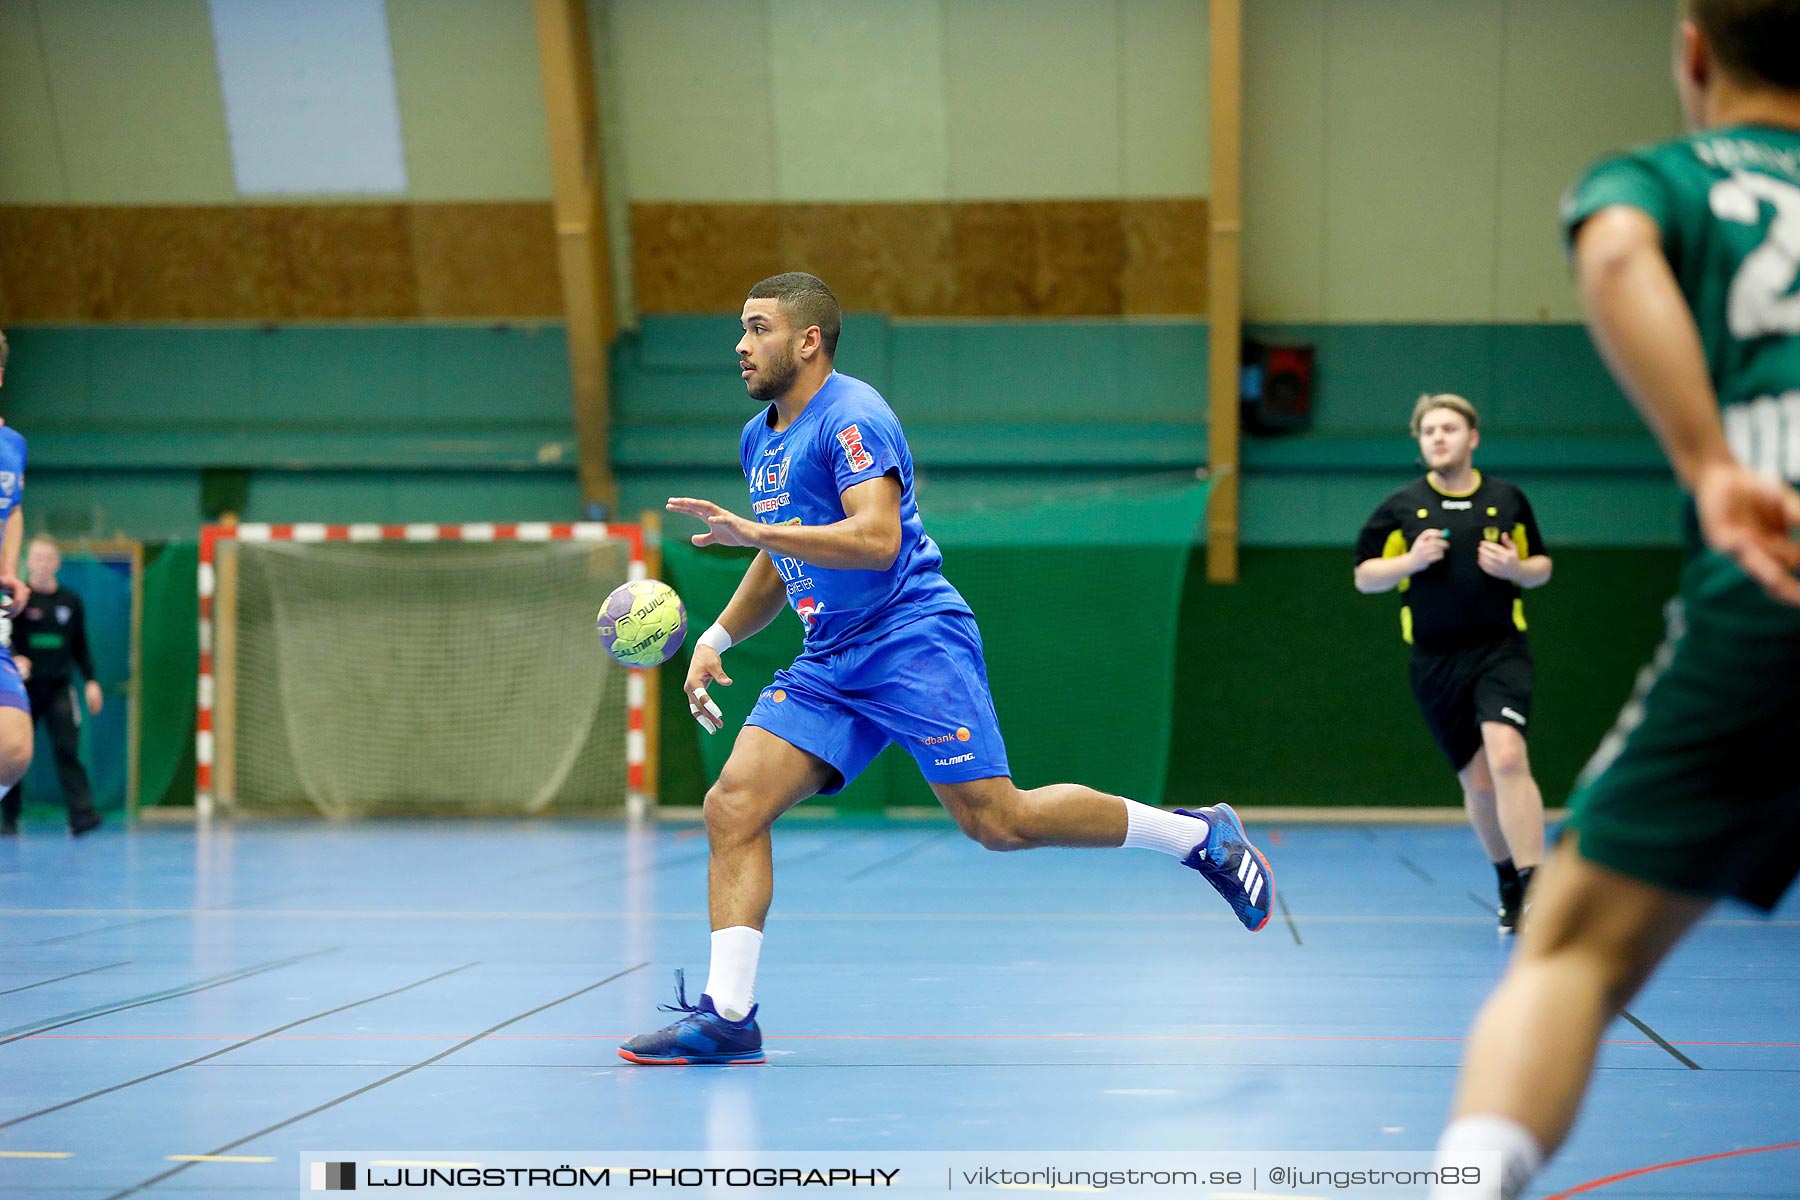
left=739, top=372, right=970, bottom=654
left=0, top=426, right=24, bottom=523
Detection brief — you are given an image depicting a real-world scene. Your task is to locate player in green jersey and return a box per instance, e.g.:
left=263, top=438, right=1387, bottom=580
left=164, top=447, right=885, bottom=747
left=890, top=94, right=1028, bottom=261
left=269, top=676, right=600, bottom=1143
left=1432, top=3, right=1800, bottom=1197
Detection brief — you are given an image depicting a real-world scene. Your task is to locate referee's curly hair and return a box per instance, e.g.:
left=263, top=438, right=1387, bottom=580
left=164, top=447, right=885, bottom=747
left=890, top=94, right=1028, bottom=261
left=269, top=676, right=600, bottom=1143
left=1410, top=392, right=1479, bottom=438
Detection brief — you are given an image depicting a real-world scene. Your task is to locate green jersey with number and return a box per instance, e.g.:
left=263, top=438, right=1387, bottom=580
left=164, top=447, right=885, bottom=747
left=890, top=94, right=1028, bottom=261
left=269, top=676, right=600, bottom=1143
left=1562, top=124, right=1800, bottom=484
left=1558, top=128, right=1800, bottom=912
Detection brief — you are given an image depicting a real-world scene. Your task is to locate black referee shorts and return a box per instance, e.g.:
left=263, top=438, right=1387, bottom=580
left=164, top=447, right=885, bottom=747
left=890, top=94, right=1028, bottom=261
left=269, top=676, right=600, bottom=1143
left=1407, top=633, right=1533, bottom=771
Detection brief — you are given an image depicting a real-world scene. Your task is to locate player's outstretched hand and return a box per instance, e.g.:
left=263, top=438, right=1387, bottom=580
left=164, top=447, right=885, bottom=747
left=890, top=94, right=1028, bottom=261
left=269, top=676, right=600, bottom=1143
left=1694, top=460, right=1800, bottom=608
left=685, top=644, right=732, bottom=735
left=667, top=497, right=761, bottom=549
left=1477, top=531, right=1520, bottom=581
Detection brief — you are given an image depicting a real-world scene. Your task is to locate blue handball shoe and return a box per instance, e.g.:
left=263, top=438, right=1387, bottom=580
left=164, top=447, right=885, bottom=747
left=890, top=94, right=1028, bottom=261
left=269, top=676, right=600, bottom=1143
left=1175, top=803, right=1274, bottom=933
left=617, top=970, right=765, bottom=1065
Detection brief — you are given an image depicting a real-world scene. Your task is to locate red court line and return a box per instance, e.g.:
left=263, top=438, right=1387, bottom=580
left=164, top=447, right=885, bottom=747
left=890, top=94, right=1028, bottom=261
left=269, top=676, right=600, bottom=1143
left=1543, top=1140, right=1800, bottom=1198
left=18, top=1033, right=1800, bottom=1045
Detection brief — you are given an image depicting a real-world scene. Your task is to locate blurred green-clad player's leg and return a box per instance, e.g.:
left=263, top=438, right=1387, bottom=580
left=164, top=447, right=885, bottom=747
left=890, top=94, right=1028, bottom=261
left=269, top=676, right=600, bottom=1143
left=1433, top=2, right=1800, bottom=1195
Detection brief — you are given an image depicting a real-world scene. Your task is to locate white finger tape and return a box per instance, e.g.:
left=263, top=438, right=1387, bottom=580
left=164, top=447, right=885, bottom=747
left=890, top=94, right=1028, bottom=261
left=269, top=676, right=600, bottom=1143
left=689, top=691, right=724, bottom=734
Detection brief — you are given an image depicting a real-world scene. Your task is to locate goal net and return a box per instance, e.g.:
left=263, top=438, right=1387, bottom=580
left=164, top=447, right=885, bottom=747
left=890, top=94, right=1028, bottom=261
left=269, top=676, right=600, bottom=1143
left=198, top=522, right=654, bottom=819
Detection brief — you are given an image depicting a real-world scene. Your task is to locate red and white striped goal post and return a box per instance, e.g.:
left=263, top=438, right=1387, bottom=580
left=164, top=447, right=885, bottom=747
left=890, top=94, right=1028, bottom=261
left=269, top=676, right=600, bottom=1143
left=196, top=521, right=653, bottom=818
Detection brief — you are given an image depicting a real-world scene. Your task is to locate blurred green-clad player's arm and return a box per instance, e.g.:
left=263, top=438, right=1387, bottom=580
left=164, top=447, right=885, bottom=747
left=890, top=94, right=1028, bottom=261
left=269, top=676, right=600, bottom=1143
left=1573, top=205, right=1800, bottom=607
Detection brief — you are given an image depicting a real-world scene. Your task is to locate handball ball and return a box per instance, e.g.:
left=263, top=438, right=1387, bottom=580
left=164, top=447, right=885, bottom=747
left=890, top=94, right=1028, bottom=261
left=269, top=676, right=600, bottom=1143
left=597, top=579, right=687, bottom=667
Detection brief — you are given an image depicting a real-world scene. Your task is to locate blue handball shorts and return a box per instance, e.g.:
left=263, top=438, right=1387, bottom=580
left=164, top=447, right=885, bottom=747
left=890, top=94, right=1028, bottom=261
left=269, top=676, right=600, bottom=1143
left=0, top=646, right=30, bottom=714
left=744, top=610, right=1010, bottom=794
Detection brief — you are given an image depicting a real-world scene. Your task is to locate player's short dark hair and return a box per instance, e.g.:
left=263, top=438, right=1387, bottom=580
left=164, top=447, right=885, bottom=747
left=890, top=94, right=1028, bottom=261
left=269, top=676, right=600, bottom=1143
left=746, top=272, right=841, bottom=360
left=1691, top=0, right=1800, bottom=90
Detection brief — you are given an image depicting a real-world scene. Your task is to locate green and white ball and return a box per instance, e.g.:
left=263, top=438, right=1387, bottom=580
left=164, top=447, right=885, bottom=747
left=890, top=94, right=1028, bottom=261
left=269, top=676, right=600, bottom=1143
left=597, top=579, right=687, bottom=667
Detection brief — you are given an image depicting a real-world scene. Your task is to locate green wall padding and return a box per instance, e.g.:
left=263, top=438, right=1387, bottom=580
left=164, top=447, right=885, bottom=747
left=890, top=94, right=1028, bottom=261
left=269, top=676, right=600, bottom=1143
left=139, top=542, right=198, bottom=808
left=657, top=543, right=1685, bottom=813
left=1164, top=546, right=1685, bottom=810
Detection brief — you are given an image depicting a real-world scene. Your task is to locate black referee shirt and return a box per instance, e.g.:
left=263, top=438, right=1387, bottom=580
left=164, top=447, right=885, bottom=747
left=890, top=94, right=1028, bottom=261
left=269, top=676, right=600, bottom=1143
left=1355, top=473, right=1546, bottom=653
left=15, top=585, right=96, bottom=685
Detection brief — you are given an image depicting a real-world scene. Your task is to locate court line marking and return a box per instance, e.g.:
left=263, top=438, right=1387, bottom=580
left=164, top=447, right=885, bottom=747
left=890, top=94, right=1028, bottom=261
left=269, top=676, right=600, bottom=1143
left=1394, top=854, right=1436, bottom=885
left=1276, top=893, right=1302, bottom=946
left=0, top=947, right=340, bottom=1044
left=1465, top=891, right=1499, bottom=918
left=1542, top=1139, right=1800, bottom=1198
left=32, top=916, right=177, bottom=946
left=0, top=962, right=480, bottom=1130
left=501, top=844, right=717, bottom=891
left=30, top=906, right=1777, bottom=925
left=495, top=845, right=630, bottom=884
left=166, top=1154, right=274, bottom=1163
left=0, top=961, right=130, bottom=997
left=0, top=1150, right=72, bottom=1158
left=99, top=962, right=649, bottom=1200
left=21, top=1032, right=1792, bottom=1047
left=1617, top=1009, right=1702, bottom=1070
left=846, top=830, right=957, bottom=881
left=774, top=837, right=859, bottom=870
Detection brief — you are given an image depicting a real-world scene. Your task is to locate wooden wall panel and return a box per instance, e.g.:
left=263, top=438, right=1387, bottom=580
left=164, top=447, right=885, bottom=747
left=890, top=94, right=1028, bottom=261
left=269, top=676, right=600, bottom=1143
left=1, top=198, right=1207, bottom=322
left=411, top=203, right=560, bottom=318
left=634, top=199, right=1208, bottom=317
left=1124, top=198, right=1209, bottom=314
left=282, top=206, right=418, bottom=320
left=0, top=203, right=561, bottom=322
left=949, top=203, right=1038, bottom=317
left=1036, top=201, right=1128, bottom=316
left=631, top=204, right=784, bottom=315
left=73, top=207, right=283, bottom=321
left=779, top=203, right=955, bottom=317
left=0, top=208, right=88, bottom=321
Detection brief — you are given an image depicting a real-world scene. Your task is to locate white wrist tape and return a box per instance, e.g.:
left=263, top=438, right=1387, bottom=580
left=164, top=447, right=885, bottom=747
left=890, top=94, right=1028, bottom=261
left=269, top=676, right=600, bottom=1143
left=697, top=622, right=733, bottom=654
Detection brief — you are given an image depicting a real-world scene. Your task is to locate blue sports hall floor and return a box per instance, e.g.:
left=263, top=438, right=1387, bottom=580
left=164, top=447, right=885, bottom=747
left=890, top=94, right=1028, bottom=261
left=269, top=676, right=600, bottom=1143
left=0, top=816, right=1794, bottom=1199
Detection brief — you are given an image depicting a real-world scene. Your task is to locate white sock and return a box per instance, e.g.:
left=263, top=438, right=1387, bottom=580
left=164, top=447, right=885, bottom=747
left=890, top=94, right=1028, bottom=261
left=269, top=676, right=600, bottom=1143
left=1121, top=800, right=1208, bottom=858
left=1432, top=1115, right=1543, bottom=1200
left=704, top=926, right=763, bottom=1022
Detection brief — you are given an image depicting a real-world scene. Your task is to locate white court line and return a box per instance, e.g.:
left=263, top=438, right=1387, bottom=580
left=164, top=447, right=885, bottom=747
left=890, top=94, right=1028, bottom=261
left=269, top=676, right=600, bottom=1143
left=167, top=1154, right=276, bottom=1163
left=0, top=906, right=1792, bottom=927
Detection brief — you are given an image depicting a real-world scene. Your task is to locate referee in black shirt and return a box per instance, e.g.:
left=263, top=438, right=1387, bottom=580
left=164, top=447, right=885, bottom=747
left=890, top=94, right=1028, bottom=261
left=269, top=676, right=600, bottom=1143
left=1354, top=394, right=1554, bottom=934
left=1, top=535, right=103, bottom=836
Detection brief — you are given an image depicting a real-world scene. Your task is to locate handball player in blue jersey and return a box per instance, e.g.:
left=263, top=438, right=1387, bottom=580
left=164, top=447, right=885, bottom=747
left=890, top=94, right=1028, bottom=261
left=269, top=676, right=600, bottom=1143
left=618, top=274, right=1276, bottom=1065
left=0, top=330, right=40, bottom=836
